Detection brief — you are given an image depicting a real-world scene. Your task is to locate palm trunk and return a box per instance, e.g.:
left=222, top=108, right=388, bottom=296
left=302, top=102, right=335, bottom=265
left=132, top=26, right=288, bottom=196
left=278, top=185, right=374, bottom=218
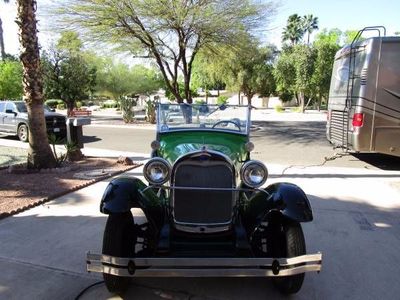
left=0, top=17, right=6, bottom=60
left=17, top=0, right=57, bottom=169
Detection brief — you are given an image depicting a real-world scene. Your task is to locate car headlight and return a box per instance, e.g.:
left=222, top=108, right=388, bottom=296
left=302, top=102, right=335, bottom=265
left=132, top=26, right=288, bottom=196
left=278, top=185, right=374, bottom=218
left=143, top=158, right=171, bottom=185
left=240, top=160, right=268, bottom=188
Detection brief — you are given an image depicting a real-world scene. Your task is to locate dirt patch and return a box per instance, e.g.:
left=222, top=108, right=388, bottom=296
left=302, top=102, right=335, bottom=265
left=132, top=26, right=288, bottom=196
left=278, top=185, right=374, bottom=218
left=0, top=157, right=141, bottom=219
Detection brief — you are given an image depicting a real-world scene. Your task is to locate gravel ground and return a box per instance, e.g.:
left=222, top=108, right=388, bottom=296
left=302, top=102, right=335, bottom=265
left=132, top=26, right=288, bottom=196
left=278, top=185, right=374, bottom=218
left=0, top=146, right=28, bottom=167
left=0, top=156, right=140, bottom=219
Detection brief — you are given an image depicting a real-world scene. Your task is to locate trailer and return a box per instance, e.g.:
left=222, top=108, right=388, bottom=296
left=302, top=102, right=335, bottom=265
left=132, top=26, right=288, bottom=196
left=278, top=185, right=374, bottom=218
left=326, top=26, right=400, bottom=157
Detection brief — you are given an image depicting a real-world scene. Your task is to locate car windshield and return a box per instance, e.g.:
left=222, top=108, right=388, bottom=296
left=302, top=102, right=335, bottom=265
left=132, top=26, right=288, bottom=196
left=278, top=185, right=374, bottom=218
left=157, top=104, right=250, bottom=134
left=15, top=102, right=52, bottom=113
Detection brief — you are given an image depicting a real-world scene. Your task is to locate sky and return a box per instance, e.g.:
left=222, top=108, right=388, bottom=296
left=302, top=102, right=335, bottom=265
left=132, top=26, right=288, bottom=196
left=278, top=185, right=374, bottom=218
left=0, top=0, right=399, bottom=56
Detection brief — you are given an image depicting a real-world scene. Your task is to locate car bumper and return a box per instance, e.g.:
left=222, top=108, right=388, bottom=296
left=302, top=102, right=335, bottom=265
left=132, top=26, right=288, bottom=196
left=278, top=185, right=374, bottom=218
left=86, top=252, right=322, bottom=277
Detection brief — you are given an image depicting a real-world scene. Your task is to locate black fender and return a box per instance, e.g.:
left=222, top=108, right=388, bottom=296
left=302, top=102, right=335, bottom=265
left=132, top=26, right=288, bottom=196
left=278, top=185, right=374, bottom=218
left=242, top=182, right=313, bottom=232
left=100, top=176, right=164, bottom=230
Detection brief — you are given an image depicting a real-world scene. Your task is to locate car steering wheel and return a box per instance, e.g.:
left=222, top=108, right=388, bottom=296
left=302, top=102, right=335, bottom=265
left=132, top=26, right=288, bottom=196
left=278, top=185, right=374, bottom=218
left=211, top=120, right=241, bottom=131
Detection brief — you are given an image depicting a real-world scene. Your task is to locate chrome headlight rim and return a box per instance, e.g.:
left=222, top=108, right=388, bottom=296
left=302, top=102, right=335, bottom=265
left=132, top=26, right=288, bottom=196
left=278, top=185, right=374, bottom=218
left=240, top=160, right=268, bottom=188
left=143, top=157, right=171, bottom=185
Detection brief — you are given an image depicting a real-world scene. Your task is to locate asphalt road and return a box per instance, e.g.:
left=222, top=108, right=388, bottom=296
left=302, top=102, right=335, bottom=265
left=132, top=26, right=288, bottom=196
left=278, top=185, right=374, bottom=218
left=83, top=121, right=400, bottom=171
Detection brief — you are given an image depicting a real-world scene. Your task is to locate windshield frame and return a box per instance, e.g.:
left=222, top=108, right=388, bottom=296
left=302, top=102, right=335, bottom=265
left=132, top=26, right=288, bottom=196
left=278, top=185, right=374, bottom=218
left=156, top=103, right=252, bottom=136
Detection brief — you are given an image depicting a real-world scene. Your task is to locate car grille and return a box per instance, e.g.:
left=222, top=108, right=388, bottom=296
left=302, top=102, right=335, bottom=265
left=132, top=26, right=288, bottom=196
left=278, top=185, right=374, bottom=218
left=173, top=159, right=234, bottom=225
left=45, top=116, right=66, bottom=130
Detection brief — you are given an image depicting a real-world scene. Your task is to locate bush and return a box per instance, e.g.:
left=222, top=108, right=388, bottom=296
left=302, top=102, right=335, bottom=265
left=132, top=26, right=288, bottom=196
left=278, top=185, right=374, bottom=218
left=102, top=100, right=118, bottom=108
left=57, top=103, right=66, bottom=110
left=76, top=101, right=83, bottom=109
left=217, top=95, right=229, bottom=105
left=45, top=99, right=60, bottom=109
left=290, top=107, right=302, bottom=113
left=274, top=105, right=285, bottom=113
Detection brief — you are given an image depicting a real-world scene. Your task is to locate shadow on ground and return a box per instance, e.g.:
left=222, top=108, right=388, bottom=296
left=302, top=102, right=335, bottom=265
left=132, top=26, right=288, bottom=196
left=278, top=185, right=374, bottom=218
left=1, top=190, right=399, bottom=299
left=251, top=121, right=327, bottom=146
left=352, top=153, right=400, bottom=171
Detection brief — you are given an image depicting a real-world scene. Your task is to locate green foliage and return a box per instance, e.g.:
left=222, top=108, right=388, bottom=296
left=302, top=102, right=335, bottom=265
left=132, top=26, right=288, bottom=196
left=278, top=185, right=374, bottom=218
left=57, top=0, right=275, bottom=103
left=119, top=97, right=136, bottom=123
left=201, top=38, right=277, bottom=104
left=57, top=103, right=66, bottom=109
left=145, top=98, right=157, bottom=124
left=56, top=30, right=83, bottom=54
left=282, top=14, right=304, bottom=45
left=274, top=105, right=285, bottom=113
left=45, top=99, right=59, bottom=108
left=101, top=100, right=118, bottom=108
left=343, top=30, right=360, bottom=44
left=217, top=95, right=229, bottom=105
left=75, top=101, right=82, bottom=108
left=0, top=59, right=23, bottom=99
left=48, top=134, right=67, bottom=166
left=282, top=14, right=319, bottom=46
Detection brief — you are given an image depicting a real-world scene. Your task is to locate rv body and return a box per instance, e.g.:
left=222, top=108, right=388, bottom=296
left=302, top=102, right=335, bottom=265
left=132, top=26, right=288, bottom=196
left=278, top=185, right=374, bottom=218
left=327, top=36, right=400, bottom=157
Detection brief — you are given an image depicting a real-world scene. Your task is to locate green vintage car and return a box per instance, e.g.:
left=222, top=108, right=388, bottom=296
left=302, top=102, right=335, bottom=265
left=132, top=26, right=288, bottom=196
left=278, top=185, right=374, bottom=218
left=87, top=104, right=322, bottom=295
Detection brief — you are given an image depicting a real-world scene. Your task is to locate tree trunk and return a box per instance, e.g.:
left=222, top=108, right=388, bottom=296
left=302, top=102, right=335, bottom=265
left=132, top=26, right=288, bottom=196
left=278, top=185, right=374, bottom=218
left=246, top=94, right=254, bottom=106
left=238, top=91, right=241, bottom=105
left=0, top=17, right=6, bottom=60
left=66, top=100, right=75, bottom=117
left=18, top=0, right=57, bottom=169
left=298, top=91, right=305, bottom=113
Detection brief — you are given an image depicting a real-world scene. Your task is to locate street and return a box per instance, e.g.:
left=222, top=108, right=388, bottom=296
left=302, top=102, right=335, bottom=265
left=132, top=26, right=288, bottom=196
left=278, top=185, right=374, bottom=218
left=83, top=119, right=400, bottom=170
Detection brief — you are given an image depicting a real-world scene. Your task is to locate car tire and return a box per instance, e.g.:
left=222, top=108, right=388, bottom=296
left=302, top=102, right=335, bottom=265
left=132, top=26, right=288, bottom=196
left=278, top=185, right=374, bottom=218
left=17, top=124, right=29, bottom=142
left=102, top=212, right=136, bottom=295
left=271, top=221, right=306, bottom=295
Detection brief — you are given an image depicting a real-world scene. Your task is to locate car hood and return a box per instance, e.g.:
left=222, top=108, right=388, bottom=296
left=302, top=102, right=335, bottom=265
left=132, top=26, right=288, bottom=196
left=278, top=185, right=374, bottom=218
left=158, top=131, right=248, bottom=164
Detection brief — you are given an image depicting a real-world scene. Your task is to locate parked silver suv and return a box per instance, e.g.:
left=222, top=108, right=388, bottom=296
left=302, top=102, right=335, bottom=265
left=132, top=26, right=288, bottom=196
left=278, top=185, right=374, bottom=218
left=0, top=101, right=67, bottom=142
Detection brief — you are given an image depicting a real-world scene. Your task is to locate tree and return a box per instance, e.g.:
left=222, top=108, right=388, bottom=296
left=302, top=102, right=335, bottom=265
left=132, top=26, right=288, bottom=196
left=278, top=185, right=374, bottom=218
left=274, top=48, right=296, bottom=102
left=57, top=0, right=274, bottom=103
left=42, top=31, right=96, bottom=116
left=16, top=0, right=57, bottom=169
left=302, top=14, right=319, bottom=45
left=282, top=14, right=304, bottom=46
left=311, top=30, right=341, bottom=110
left=0, top=59, right=23, bottom=99
left=343, top=30, right=359, bottom=44
left=292, top=45, right=316, bottom=112
left=191, top=51, right=226, bottom=102
left=226, top=43, right=277, bottom=104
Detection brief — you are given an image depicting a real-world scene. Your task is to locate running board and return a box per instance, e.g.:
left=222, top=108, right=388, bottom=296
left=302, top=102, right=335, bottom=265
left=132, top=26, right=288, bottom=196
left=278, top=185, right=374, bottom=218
left=86, top=252, right=322, bottom=277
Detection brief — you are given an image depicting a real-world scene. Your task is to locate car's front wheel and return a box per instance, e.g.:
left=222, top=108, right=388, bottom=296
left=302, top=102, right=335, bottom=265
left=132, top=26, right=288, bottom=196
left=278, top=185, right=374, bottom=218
left=17, top=124, right=29, bottom=142
left=270, top=221, right=306, bottom=294
left=102, top=212, right=136, bottom=295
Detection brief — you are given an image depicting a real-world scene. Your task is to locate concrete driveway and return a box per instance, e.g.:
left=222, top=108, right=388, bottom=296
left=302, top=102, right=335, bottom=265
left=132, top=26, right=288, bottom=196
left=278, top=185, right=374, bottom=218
left=1, top=163, right=400, bottom=300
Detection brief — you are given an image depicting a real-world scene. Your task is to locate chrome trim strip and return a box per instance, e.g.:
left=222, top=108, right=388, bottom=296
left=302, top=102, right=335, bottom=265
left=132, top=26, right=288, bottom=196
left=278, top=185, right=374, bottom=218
left=142, top=185, right=270, bottom=195
left=174, top=223, right=231, bottom=233
left=87, top=252, right=322, bottom=277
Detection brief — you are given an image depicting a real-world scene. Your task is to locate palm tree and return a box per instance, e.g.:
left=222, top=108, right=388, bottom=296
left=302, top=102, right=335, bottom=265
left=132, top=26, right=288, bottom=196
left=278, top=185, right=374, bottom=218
left=14, top=0, right=57, bottom=168
left=0, top=0, right=9, bottom=60
left=282, top=14, right=304, bottom=46
left=302, top=14, right=319, bottom=45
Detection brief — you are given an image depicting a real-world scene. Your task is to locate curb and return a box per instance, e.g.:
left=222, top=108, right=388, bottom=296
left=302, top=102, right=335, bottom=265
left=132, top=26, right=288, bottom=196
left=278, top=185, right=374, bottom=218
left=0, top=163, right=142, bottom=221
